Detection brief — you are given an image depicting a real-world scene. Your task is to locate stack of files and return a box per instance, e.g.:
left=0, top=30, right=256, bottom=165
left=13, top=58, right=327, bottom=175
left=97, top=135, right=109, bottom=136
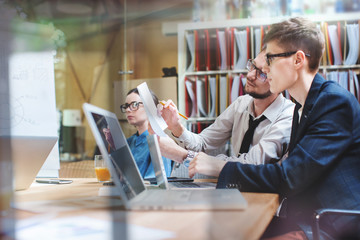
left=323, top=22, right=335, bottom=65
left=204, top=29, right=218, bottom=71
left=219, top=75, right=228, bottom=114
left=185, top=32, right=195, bottom=72
left=229, top=74, right=245, bottom=104
left=208, top=75, right=217, bottom=117
left=196, top=76, right=208, bottom=117
left=327, top=24, right=343, bottom=65
left=253, top=26, right=264, bottom=58
left=326, top=70, right=360, bottom=101
left=322, top=21, right=359, bottom=66
left=189, top=122, right=212, bottom=134
left=350, top=71, right=360, bottom=103
left=194, top=30, right=206, bottom=71
left=344, top=23, right=359, bottom=65
left=216, top=30, right=228, bottom=70
left=233, top=28, right=250, bottom=70
left=185, top=75, right=219, bottom=118
left=185, top=76, right=197, bottom=118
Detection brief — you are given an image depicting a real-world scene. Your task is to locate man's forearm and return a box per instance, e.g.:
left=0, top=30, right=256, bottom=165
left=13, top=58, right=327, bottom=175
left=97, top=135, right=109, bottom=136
left=169, top=122, right=185, bottom=138
left=158, top=136, right=187, bottom=163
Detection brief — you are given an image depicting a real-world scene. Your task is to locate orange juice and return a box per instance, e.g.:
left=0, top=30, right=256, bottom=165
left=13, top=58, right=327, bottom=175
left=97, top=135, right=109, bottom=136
left=95, top=167, right=111, bottom=182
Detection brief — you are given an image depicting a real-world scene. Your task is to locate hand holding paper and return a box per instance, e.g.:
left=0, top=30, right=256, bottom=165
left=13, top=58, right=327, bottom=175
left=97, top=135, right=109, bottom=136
left=158, top=100, right=185, bottom=138
left=137, top=82, right=168, bottom=137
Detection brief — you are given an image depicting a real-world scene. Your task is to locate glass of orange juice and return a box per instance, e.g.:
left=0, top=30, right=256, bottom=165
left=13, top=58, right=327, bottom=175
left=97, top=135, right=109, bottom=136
left=94, top=155, right=111, bottom=182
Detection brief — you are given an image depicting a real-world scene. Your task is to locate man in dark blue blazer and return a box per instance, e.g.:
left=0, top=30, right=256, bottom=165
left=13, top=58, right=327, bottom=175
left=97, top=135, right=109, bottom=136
left=217, top=17, right=360, bottom=239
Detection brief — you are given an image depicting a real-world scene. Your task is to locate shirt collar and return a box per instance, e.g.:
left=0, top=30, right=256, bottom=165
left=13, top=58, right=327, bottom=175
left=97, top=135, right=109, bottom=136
left=247, top=94, right=288, bottom=123
left=135, top=130, right=149, bottom=146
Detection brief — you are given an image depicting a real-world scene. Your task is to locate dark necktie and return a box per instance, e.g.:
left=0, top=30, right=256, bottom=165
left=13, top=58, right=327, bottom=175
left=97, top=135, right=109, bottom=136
left=288, top=102, right=302, bottom=154
left=239, top=115, right=267, bottom=154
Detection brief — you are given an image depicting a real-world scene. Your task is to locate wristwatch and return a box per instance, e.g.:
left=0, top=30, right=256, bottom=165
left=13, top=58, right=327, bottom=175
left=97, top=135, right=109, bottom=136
left=183, top=150, right=196, bottom=167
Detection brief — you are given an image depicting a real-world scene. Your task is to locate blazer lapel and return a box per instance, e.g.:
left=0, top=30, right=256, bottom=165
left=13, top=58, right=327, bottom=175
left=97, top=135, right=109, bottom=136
left=288, top=73, right=326, bottom=153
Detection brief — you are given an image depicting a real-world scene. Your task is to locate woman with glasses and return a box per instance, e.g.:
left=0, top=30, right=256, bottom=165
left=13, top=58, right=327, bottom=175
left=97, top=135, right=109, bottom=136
left=120, top=88, right=173, bottom=178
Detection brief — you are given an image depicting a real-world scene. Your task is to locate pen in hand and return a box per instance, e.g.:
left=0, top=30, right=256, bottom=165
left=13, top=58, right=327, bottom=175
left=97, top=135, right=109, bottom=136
left=159, top=101, right=188, bottom=120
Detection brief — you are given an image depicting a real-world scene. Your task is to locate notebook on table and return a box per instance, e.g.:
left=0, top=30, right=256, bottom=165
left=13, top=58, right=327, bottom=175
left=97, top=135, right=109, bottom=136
left=146, top=134, right=216, bottom=189
left=83, top=103, right=247, bottom=210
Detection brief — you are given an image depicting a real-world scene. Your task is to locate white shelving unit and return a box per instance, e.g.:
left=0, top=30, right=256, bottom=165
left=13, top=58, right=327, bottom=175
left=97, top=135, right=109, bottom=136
left=177, top=13, right=360, bottom=128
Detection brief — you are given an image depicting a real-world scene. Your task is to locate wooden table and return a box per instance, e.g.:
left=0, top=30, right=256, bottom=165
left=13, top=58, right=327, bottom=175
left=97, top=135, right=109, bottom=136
left=15, top=178, right=279, bottom=240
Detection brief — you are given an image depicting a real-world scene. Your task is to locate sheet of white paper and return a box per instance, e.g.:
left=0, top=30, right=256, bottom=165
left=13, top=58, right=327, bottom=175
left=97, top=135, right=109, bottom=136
left=338, top=71, right=348, bottom=90
left=235, top=30, right=248, bottom=69
left=349, top=70, right=355, bottom=96
left=326, top=71, right=338, bottom=82
left=218, top=31, right=227, bottom=70
left=209, top=77, right=217, bottom=117
left=186, top=32, right=195, bottom=72
left=254, top=28, right=261, bottom=57
left=16, top=216, right=176, bottom=240
left=13, top=196, right=123, bottom=213
left=185, top=80, right=197, bottom=118
left=219, top=76, right=227, bottom=113
left=196, top=78, right=207, bottom=117
left=137, top=82, right=168, bottom=137
left=328, top=25, right=342, bottom=65
left=231, top=75, right=240, bottom=103
left=353, top=71, right=360, bottom=102
left=344, top=24, right=359, bottom=65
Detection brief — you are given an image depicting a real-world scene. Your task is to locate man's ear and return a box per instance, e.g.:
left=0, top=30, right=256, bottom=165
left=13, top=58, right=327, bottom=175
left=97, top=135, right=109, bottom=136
left=294, top=50, right=306, bottom=68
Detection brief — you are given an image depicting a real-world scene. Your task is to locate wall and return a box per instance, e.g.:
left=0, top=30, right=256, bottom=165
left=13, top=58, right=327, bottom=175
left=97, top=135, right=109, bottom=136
left=55, top=18, right=178, bottom=158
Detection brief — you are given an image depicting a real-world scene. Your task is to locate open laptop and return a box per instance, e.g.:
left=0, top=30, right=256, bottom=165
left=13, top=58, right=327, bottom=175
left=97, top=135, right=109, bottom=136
left=83, top=103, right=247, bottom=210
left=0, top=135, right=58, bottom=191
left=146, top=134, right=216, bottom=189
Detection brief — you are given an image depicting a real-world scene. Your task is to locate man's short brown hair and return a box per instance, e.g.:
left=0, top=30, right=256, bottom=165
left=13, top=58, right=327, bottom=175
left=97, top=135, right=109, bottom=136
left=263, top=17, right=325, bottom=72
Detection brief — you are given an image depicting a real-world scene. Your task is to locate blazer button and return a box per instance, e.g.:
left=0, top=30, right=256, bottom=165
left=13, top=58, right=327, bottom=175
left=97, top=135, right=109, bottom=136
left=226, top=183, right=238, bottom=189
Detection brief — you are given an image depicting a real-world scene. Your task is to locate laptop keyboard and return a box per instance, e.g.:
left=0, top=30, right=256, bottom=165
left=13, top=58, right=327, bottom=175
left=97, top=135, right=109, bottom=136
left=171, top=182, right=201, bottom=188
left=170, top=182, right=216, bottom=188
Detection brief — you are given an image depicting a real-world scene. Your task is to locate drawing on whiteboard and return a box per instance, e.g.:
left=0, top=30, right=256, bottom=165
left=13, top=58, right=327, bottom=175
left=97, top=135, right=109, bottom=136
left=0, top=94, right=24, bottom=130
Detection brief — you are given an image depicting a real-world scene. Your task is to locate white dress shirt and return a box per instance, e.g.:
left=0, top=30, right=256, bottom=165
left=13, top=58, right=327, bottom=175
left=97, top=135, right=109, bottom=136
left=173, top=94, right=295, bottom=165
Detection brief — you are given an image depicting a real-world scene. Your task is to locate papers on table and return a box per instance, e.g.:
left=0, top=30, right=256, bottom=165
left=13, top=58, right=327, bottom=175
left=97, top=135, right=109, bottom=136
left=15, top=216, right=176, bottom=240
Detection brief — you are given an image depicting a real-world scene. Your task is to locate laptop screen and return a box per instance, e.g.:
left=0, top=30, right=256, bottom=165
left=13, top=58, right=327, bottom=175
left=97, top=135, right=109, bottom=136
left=83, top=103, right=146, bottom=202
left=147, top=135, right=169, bottom=189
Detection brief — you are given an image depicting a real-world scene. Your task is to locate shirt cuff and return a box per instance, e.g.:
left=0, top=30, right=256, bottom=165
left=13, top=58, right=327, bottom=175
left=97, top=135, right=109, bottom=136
left=172, top=129, right=192, bottom=144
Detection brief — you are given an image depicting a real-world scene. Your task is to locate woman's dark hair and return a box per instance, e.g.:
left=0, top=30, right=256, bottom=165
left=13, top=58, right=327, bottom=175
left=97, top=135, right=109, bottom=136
left=127, top=87, right=159, bottom=105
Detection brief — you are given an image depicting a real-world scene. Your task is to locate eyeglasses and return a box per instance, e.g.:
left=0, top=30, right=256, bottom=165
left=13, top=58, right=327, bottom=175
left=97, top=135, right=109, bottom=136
left=265, top=51, right=311, bottom=66
left=120, top=101, right=143, bottom=113
left=246, top=59, right=267, bottom=82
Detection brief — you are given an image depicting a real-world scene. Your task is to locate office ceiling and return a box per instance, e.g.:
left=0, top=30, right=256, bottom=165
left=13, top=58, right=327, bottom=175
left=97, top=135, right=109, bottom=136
left=7, top=0, right=193, bottom=24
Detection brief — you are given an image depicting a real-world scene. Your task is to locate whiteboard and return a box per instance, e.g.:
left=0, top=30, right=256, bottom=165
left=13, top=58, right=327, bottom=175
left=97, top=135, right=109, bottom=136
left=4, top=51, right=59, bottom=177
